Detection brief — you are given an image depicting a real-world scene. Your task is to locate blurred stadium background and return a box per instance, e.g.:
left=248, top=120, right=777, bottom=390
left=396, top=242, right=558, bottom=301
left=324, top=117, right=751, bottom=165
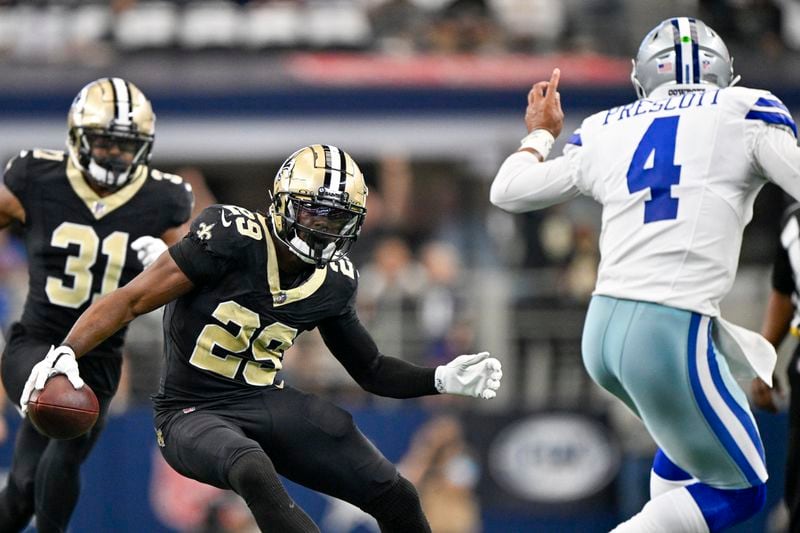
left=0, top=0, right=797, bottom=532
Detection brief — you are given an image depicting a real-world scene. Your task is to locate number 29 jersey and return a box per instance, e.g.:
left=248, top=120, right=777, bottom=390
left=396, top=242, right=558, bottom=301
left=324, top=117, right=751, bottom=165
left=156, top=204, right=358, bottom=409
left=2, top=149, right=193, bottom=355
left=562, top=86, right=799, bottom=316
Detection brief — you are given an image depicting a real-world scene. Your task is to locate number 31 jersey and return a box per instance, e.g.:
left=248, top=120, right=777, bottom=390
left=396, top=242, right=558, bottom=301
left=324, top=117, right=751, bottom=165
left=563, top=86, right=799, bottom=316
left=2, top=149, right=193, bottom=355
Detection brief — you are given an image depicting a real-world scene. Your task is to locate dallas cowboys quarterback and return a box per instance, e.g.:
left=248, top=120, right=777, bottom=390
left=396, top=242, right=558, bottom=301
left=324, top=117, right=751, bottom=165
left=491, top=17, right=800, bottom=533
left=0, top=77, right=193, bottom=532
left=19, top=144, right=502, bottom=532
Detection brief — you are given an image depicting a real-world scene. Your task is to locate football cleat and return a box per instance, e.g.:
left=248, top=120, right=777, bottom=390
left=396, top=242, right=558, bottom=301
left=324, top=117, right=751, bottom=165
left=66, top=77, right=155, bottom=191
left=269, top=144, right=368, bottom=268
left=631, top=17, right=738, bottom=99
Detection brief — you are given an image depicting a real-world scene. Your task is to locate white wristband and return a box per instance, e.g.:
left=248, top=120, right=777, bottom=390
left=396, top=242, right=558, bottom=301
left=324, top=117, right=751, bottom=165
left=519, top=129, right=555, bottom=160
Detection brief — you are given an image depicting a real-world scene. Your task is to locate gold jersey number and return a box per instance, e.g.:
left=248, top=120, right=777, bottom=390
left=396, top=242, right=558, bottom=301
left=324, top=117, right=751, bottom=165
left=189, top=300, right=298, bottom=386
left=45, top=222, right=129, bottom=308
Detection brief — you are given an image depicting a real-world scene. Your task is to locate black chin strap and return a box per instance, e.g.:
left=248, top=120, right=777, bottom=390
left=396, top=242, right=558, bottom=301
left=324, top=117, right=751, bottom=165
left=312, top=239, right=326, bottom=268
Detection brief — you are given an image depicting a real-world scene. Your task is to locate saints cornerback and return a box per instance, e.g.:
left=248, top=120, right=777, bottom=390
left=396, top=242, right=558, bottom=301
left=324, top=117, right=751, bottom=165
left=492, top=17, right=800, bottom=533
left=0, top=77, right=193, bottom=533
left=20, top=144, right=502, bottom=532
left=157, top=145, right=367, bottom=406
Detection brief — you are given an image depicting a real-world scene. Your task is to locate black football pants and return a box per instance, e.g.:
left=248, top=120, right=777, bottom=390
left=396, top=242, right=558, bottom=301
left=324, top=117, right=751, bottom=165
left=155, top=384, right=429, bottom=531
left=0, top=323, right=120, bottom=533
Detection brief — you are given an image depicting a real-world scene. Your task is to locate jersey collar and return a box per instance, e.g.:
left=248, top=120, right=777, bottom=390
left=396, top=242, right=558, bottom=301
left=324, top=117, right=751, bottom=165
left=257, top=213, right=327, bottom=307
left=66, top=158, right=147, bottom=220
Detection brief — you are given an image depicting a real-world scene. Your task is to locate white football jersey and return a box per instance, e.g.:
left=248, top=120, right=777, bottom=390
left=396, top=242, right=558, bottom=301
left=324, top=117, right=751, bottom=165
left=491, top=86, right=800, bottom=316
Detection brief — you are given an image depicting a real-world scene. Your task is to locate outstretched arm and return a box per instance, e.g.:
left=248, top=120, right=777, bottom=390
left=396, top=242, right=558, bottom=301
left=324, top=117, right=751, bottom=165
left=318, top=310, right=502, bottom=399
left=64, top=251, right=193, bottom=357
left=20, top=251, right=194, bottom=410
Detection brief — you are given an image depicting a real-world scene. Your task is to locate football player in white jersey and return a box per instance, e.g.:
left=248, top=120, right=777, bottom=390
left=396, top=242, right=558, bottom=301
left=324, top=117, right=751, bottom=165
left=491, top=17, right=800, bottom=533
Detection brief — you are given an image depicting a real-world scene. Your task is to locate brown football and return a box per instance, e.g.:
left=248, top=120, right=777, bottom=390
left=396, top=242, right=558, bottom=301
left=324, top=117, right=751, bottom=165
left=27, top=375, right=100, bottom=440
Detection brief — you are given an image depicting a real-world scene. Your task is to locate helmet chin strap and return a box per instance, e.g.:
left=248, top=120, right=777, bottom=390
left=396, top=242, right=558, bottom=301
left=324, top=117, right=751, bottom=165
left=288, top=234, right=336, bottom=267
left=87, top=158, right=131, bottom=189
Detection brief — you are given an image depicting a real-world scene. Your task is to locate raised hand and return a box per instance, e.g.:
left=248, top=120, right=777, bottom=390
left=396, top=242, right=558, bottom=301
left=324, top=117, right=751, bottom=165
left=524, top=68, right=564, bottom=138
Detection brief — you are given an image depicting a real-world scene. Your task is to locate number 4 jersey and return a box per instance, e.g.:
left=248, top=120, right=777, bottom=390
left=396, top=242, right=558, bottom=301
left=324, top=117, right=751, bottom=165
left=492, top=86, right=800, bottom=316
left=2, top=149, right=193, bottom=355
left=157, top=204, right=359, bottom=408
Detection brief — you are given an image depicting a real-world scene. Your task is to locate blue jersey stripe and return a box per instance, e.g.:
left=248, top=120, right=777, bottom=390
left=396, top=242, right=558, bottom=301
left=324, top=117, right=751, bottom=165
left=687, top=315, right=762, bottom=486
left=672, top=19, right=684, bottom=84
left=702, top=323, right=766, bottom=482
left=567, top=132, right=582, bottom=146
left=754, top=97, right=790, bottom=113
left=745, top=110, right=798, bottom=137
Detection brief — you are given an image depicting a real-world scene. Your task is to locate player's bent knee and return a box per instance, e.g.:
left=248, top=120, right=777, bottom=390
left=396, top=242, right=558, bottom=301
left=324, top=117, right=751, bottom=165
left=227, top=450, right=276, bottom=495
left=361, top=476, right=430, bottom=532
left=687, top=482, right=766, bottom=532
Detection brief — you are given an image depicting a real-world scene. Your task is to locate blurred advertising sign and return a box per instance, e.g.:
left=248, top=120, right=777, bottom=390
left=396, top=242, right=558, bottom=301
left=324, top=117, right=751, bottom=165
left=286, top=53, right=631, bottom=88
left=467, top=411, right=620, bottom=513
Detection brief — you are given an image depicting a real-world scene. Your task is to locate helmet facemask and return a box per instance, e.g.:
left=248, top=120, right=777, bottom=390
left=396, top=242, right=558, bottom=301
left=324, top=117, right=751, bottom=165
left=71, top=127, right=153, bottom=191
left=271, top=192, right=365, bottom=268
left=269, top=144, right=368, bottom=268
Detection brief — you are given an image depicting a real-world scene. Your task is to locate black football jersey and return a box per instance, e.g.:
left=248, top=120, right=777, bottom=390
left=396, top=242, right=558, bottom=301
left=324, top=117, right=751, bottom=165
left=156, top=204, right=358, bottom=408
left=2, top=148, right=193, bottom=356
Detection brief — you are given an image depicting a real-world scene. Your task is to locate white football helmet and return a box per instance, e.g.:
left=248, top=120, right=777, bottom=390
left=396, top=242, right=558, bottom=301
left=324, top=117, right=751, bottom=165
left=67, top=77, right=155, bottom=191
left=631, top=17, right=738, bottom=99
left=269, top=144, right=368, bottom=268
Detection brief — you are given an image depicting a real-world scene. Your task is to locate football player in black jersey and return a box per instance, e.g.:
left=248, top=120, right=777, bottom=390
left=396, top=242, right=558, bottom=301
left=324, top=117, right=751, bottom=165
left=0, top=77, right=194, bottom=532
left=21, top=144, right=502, bottom=532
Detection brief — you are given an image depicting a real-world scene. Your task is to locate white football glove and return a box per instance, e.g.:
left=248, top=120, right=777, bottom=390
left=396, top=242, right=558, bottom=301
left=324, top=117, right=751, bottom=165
left=20, top=345, right=84, bottom=415
left=131, top=236, right=167, bottom=269
left=434, top=352, right=503, bottom=399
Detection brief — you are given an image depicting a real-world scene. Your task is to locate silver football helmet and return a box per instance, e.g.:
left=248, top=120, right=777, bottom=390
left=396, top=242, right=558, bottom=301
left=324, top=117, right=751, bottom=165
left=631, top=17, right=738, bottom=99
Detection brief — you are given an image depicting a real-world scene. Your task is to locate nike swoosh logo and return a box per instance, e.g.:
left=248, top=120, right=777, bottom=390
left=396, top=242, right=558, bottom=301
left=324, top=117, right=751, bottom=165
left=220, top=210, right=232, bottom=227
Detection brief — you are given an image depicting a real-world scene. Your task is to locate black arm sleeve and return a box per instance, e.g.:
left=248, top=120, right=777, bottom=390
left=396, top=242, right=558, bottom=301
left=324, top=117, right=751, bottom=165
left=318, top=308, right=438, bottom=399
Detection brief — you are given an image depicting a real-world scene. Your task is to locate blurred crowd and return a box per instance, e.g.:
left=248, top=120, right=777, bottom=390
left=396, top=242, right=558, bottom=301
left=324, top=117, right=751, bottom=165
left=0, top=0, right=794, bottom=63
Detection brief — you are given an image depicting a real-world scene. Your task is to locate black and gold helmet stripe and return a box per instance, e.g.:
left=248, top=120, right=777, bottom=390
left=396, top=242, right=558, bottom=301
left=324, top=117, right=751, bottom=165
left=107, top=77, right=133, bottom=128
left=319, top=144, right=353, bottom=193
